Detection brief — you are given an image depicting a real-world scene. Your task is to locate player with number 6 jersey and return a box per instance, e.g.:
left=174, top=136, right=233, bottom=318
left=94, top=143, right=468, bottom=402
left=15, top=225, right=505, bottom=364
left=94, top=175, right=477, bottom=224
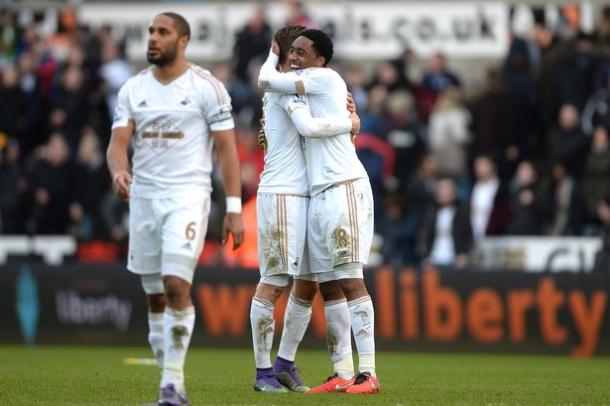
left=107, top=12, right=244, bottom=406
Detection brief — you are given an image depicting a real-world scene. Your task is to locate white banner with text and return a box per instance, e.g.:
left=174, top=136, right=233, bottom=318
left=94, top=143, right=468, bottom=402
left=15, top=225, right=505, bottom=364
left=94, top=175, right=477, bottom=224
left=78, top=2, right=509, bottom=61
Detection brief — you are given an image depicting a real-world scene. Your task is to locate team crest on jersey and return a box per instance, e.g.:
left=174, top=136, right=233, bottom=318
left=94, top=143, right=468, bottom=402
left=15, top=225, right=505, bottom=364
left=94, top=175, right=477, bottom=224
left=136, top=116, right=184, bottom=151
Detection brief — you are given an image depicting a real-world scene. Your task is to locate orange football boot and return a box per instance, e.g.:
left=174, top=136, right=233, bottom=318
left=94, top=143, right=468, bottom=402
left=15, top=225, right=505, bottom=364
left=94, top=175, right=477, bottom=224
left=345, top=372, right=381, bottom=394
left=306, top=373, right=355, bottom=394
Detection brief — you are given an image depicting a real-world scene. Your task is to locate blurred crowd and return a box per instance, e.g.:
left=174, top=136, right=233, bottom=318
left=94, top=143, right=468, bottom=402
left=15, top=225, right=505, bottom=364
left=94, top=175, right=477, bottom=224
left=2, top=5, right=610, bottom=268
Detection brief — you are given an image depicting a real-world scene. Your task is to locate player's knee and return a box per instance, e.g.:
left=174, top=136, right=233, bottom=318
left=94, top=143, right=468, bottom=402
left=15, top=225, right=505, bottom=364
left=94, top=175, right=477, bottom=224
left=163, top=276, right=191, bottom=308
left=293, top=279, right=318, bottom=302
left=340, top=277, right=368, bottom=300
left=147, top=293, right=166, bottom=313
left=255, top=282, right=284, bottom=304
left=319, top=280, right=344, bottom=301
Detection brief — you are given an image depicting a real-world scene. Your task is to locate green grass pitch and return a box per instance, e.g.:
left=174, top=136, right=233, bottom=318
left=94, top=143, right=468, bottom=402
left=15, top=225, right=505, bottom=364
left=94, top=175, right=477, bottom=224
left=1, top=346, right=609, bottom=405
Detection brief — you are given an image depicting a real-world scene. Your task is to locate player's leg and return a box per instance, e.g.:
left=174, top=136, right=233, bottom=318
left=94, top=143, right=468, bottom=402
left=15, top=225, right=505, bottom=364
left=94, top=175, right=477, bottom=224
left=250, top=279, right=288, bottom=393
left=305, top=194, right=356, bottom=393
left=250, top=193, right=293, bottom=392
left=337, top=271, right=380, bottom=394
left=143, top=276, right=166, bottom=368
left=271, top=194, right=314, bottom=391
left=127, top=198, right=166, bottom=370
left=334, top=179, right=379, bottom=394
left=305, top=275, right=355, bottom=394
left=273, top=277, right=316, bottom=392
left=157, top=197, right=210, bottom=405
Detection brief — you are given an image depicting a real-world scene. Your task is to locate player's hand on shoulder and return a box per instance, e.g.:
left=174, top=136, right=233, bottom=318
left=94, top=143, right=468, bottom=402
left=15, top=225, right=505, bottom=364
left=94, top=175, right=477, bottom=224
left=112, top=170, right=132, bottom=200
left=258, top=118, right=268, bottom=151
left=347, top=92, right=357, bottom=113
left=223, top=212, right=245, bottom=250
left=349, top=112, right=361, bottom=137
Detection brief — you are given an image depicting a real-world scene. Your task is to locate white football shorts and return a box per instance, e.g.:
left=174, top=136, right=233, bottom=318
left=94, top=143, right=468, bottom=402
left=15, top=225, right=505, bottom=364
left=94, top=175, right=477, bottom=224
left=127, top=195, right=210, bottom=284
left=307, top=178, right=374, bottom=274
left=257, top=193, right=310, bottom=287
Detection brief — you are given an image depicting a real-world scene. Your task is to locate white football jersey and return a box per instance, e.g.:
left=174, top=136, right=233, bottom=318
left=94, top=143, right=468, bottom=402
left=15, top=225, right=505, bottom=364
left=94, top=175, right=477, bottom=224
left=258, top=92, right=308, bottom=195
left=112, top=64, right=234, bottom=199
left=287, top=68, right=368, bottom=195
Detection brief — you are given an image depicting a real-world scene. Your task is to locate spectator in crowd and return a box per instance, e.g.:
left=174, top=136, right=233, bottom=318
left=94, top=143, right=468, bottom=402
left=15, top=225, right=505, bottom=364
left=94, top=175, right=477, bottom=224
left=0, top=64, right=28, bottom=140
left=382, top=91, right=424, bottom=190
left=506, top=160, right=548, bottom=235
left=417, top=52, right=461, bottom=121
left=470, top=68, right=513, bottom=163
left=583, top=126, right=610, bottom=224
left=27, top=133, right=73, bottom=234
left=51, top=66, right=88, bottom=148
left=0, top=8, right=17, bottom=68
left=99, top=190, right=128, bottom=244
left=234, top=127, right=263, bottom=202
left=68, top=126, right=108, bottom=240
left=359, top=84, right=386, bottom=137
left=232, top=5, right=271, bottom=110
left=285, top=0, right=312, bottom=27
left=16, top=51, right=45, bottom=155
left=356, top=130, right=395, bottom=222
left=420, top=52, right=461, bottom=95
left=419, top=177, right=472, bottom=269
left=344, top=64, right=368, bottom=110
left=582, top=74, right=610, bottom=136
left=99, top=41, right=133, bottom=119
left=503, top=37, right=538, bottom=158
left=427, top=87, right=471, bottom=182
left=548, top=103, right=589, bottom=177
left=368, top=61, right=411, bottom=95
left=389, top=48, right=416, bottom=92
left=0, top=138, right=28, bottom=233
left=548, top=161, right=583, bottom=236
left=407, top=153, right=438, bottom=216
left=550, top=32, right=596, bottom=115
left=470, top=155, right=510, bottom=241
left=378, top=193, right=420, bottom=266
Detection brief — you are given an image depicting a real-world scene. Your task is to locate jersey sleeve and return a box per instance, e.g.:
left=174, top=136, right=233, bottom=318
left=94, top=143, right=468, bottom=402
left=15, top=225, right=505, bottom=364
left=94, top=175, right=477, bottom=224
left=200, top=77, right=235, bottom=132
left=258, top=49, right=330, bottom=95
left=281, top=95, right=352, bottom=138
left=111, top=83, right=133, bottom=130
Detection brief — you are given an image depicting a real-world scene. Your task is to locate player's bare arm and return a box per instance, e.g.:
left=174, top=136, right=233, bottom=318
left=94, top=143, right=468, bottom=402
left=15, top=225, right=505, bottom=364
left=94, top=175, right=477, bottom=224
left=212, top=129, right=245, bottom=250
left=106, top=123, right=134, bottom=200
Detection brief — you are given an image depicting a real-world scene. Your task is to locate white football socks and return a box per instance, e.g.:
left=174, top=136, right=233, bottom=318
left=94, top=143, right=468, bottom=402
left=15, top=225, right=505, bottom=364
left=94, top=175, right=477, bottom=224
left=250, top=297, right=275, bottom=369
left=324, top=298, right=354, bottom=379
left=160, top=306, right=195, bottom=390
left=277, top=295, right=312, bottom=362
left=148, top=312, right=164, bottom=369
left=348, top=295, right=376, bottom=376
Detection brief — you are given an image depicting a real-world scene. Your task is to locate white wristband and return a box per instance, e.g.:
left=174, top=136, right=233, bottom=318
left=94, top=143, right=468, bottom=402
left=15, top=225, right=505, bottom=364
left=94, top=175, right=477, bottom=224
left=226, top=196, right=242, bottom=214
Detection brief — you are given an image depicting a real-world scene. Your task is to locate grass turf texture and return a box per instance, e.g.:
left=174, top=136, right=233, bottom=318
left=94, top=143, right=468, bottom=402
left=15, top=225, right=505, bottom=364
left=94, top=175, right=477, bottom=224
left=0, top=346, right=609, bottom=405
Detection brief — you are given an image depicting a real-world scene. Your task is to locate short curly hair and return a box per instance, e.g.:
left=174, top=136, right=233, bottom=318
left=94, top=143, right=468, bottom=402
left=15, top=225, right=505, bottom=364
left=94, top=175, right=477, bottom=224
left=299, top=28, right=333, bottom=66
left=273, top=25, right=306, bottom=66
left=159, top=12, right=191, bottom=39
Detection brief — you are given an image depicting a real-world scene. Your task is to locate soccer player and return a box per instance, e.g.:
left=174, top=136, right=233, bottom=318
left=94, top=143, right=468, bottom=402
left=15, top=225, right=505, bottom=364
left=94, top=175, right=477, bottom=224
left=251, top=25, right=360, bottom=393
left=106, top=13, right=244, bottom=406
left=258, top=29, right=381, bottom=394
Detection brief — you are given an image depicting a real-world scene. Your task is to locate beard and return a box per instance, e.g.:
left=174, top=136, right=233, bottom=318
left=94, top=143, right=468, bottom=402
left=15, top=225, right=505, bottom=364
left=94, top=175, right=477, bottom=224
left=146, top=46, right=177, bottom=67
